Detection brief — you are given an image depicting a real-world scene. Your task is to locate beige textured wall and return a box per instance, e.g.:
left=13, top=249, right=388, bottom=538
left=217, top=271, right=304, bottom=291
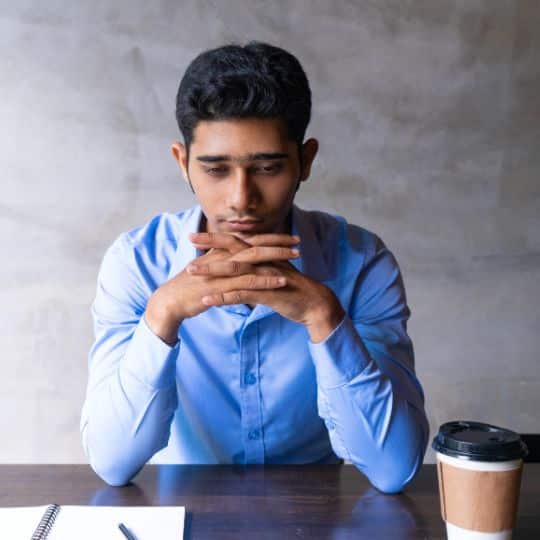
left=1, top=1, right=538, bottom=463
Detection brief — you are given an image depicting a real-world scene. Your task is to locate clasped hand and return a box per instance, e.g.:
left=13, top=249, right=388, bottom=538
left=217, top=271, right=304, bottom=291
left=183, top=231, right=342, bottom=329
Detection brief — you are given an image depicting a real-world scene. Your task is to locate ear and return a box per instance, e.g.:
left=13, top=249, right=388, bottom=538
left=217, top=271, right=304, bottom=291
left=171, top=141, right=190, bottom=184
left=299, top=138, right=319, bottom=183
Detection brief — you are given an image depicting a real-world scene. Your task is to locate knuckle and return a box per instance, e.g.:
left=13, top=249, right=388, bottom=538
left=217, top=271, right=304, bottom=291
left=255, top=266, right=270, bottom=276
left=231, top=235, right=245, bottom=246
left=245, top=236, right=261, bottom=246
left=231, top=260, right=240, bottom=275
left=207, top=248, right=222, bottom=260
left=234, top=291, right=243, bottom=303
left=231, top=234, right=249, bottom=246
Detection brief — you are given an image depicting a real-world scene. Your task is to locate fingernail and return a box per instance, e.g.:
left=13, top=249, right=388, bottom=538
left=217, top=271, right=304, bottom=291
left=278, top=277, right=287, bottom=285
left=293, top=235, right=301, bottom=242
left=186, top=265, right=198, bottom=273
left=291, top=249, right=300, bottom=256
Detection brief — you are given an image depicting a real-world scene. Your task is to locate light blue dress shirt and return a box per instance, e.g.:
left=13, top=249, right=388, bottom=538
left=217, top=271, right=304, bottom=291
left=81, top=204, right=429, bottom=492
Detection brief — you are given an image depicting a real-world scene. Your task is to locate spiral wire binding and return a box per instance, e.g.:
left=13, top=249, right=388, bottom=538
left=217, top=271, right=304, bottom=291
left=31, top=504, right=61, bottom=540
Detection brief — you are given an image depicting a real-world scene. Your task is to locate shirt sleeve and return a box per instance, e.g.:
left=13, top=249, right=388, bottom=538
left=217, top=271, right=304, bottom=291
left=80, top=235, right=179, bottom=486
left=308, top=242, right=429, bottom=494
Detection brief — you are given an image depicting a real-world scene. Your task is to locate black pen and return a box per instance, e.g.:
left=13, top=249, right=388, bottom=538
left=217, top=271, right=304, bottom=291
left=118, top=522, right=138, bottom=540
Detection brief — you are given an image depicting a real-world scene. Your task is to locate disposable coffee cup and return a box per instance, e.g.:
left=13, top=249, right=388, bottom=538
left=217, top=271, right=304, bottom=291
left=432, top=421, right=528, bottom=540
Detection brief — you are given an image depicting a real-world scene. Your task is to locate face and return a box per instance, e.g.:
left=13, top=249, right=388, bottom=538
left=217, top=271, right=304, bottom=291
left=171, top=117, right=318, bottom=237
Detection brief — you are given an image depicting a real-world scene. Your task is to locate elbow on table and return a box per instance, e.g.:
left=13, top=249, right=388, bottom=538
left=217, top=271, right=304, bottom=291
left=357, top=440, right=424, bottom=495
left=368, top=405, right=429, bottom=494
left=81, top=425, right=145, bottom=486
left=367, top=470, right=413, bottom=495
left=359, top=448, right=424, bottom=495
left=88, top=454, right=139, bottom=487
left=81, top=434, right=132, bottom=486
left=91, top=461, right=137, bottom=487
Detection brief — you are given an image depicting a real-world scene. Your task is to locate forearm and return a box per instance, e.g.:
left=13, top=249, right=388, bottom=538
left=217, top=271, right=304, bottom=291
left=305, top=299, right=346, bottom=344
left=82, top=317, right=179, bottom=486
left=309, top=316, right=428, bottom=494
left=318, top=366, right=428, bottom=493
left=144, top=289, right=184, bottom=346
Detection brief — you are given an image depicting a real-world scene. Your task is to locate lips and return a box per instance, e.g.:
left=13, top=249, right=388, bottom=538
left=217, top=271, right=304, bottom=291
left=225, top=220, right=262, bottom=231
left=227, top=219, right=260, bottom=223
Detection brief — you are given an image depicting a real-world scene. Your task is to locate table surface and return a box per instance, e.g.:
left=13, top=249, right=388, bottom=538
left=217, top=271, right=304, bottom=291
left=1, top=464, right=538, bottom=539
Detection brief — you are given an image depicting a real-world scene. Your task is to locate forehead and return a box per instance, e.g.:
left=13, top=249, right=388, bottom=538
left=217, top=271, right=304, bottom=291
left=190, top=117, right=293, bottom=156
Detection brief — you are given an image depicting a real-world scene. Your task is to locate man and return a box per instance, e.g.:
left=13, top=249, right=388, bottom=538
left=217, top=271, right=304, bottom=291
left=81, top=41, right=429, bottom=492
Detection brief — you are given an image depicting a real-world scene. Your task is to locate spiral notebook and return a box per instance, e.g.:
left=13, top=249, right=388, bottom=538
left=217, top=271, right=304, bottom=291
left=0, top=504, right=185, bottom=539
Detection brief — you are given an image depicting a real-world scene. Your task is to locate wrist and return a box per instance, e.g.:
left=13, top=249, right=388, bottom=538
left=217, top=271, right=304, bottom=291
left=306, top=300, right=345, bottom=344
left=145, top=291, right=183, bottom=346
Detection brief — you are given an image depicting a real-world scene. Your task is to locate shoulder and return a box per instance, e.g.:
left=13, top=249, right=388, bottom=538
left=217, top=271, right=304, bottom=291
left=99, top=208, right=195, bottom=292
left=121, top=210, right=185, bottom=252
left=300, top=207, right=385, bottom=262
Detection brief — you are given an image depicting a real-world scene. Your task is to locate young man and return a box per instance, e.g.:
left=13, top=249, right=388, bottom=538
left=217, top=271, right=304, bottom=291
left=81, top=42, right=429, bottom=492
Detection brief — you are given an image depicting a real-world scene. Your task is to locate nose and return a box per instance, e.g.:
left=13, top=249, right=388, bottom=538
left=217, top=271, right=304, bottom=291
left=228, top=168, right=258, bottom=213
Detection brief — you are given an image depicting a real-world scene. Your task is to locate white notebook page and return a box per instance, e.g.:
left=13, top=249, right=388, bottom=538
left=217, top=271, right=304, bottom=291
left=0, top=505, right=185, bottom=540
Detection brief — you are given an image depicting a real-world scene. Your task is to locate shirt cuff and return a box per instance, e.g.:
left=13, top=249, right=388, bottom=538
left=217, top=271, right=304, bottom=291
left=308, top=314, right=372, bottom=388
left=121, top=316, right=180, bottom=389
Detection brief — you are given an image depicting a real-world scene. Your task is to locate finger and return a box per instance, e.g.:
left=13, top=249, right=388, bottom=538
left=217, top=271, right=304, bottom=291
left=229, top=245, right=300, bottom=264
left=252, top=265, right=285, bottom=276
left=192, top=261, right=284, bottom=277
left=229, top=273, right=287, bottom=290
left=189, top=232, right=250, bottom=254
left=202, top=288, right=277, bottom=307
left=186, top=259, right=255, bottom=276
left=195, top=247, right=236, bottom=264
left=236, top=234, right=301, bottom=247
left=192, top=232, right=301, bottom=251
left=206, top=273, right=286, bottom=300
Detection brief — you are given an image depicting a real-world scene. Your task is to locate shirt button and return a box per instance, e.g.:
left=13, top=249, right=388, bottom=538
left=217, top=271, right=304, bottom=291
left=248, top=429, right=260, bottom=440
left=325, top=419, right=336, bottom=431
left=245, top=373, right=257, bottom=386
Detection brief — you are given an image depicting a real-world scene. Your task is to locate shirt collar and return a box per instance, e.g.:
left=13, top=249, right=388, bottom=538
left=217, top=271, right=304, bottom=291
left=289, top=204, right=331, bottom=282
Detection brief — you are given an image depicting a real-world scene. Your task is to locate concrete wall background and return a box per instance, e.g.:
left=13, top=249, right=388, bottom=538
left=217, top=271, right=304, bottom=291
left=1, top=1, right=538, bottom=464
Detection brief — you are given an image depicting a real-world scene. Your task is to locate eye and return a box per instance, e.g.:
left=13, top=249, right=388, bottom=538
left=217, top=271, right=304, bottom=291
left=253, top=164, right=282, bottom=174
left=205, top=167, right=228, bottom=175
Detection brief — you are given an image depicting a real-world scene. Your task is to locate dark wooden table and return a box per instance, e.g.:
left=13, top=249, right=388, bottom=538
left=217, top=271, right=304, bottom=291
left=1, top=464, right=538, bottom=539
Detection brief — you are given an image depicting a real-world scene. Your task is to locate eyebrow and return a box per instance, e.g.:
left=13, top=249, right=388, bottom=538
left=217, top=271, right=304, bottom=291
left=196, top=152, right=289, bottom=163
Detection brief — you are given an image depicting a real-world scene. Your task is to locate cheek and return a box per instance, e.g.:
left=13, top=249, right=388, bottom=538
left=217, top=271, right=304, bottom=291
left=192, top=174, right=217, bottom=196
left=192, top=180, right=221, bottom=209
left=267, top=185, right=295, bottom=205
left=268, top=179, right=298, bottom=202
left=260, top=172, right=298, bottom=199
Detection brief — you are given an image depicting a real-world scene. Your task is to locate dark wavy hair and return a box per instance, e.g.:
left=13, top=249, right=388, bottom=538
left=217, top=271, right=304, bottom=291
left=175, top=41, right=312, bottom=161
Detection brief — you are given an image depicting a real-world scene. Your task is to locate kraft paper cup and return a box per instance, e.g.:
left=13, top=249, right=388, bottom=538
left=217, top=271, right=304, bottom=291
left=432, top=421, right=528, bottom=540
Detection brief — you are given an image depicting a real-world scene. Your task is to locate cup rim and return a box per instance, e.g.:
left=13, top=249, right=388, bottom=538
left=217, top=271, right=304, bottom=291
left=436, top=451, right=523, bottom=471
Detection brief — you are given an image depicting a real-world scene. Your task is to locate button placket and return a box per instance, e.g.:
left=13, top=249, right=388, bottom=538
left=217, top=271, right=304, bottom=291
left=244, top=372, right=257, bottom=386
left=239, top=321, right=264, bottom=463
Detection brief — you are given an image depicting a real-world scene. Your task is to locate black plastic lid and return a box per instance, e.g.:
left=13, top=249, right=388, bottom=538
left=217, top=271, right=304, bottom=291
left=431, top=421, right=529, bottom=462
